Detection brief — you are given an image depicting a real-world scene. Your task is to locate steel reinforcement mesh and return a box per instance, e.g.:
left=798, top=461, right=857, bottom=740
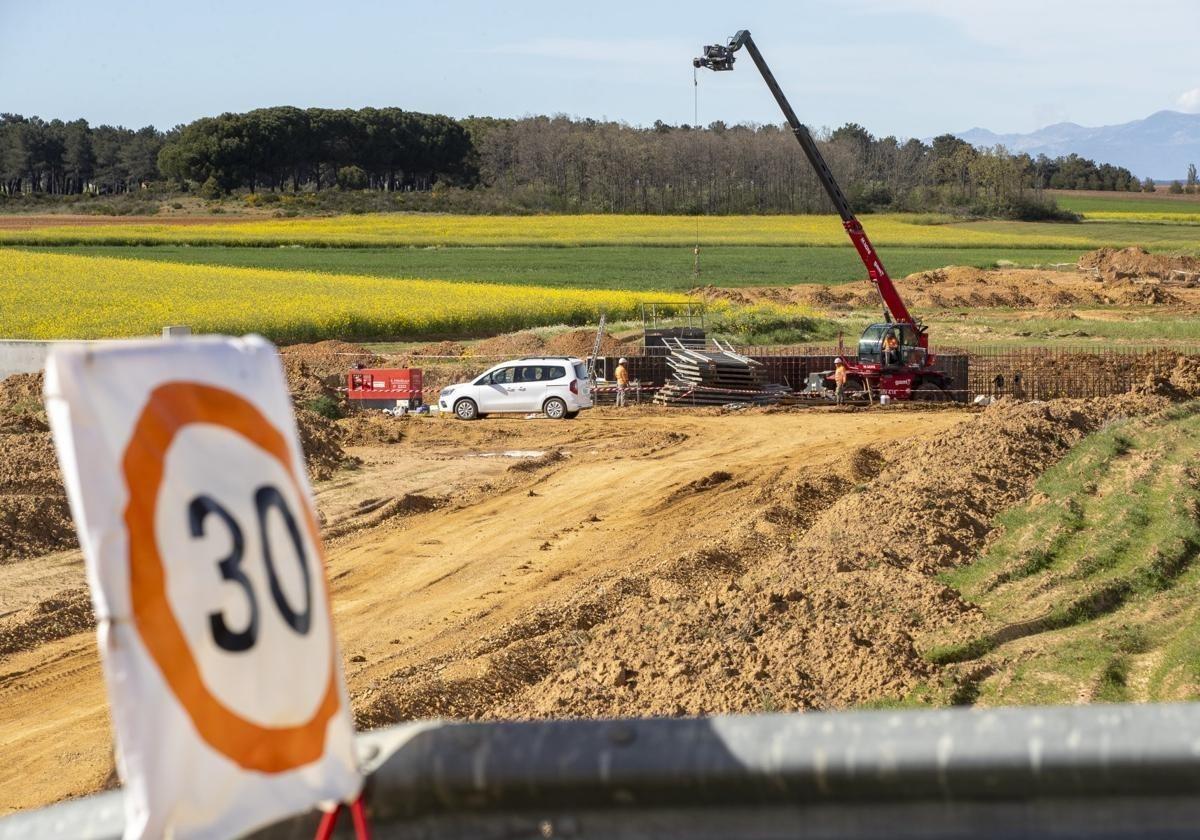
left=600, top=345, right=1181, bottom=401
left=945, top=346, right=1179, bottom=401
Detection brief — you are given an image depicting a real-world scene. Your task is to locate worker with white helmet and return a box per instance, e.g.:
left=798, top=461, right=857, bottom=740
left=832, top=357, right=848, bottom=405
left=615, top=357, right=630, bottom=407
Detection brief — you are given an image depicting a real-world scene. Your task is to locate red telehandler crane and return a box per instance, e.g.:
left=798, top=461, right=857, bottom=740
left=694, top=30, right=954, bottom=401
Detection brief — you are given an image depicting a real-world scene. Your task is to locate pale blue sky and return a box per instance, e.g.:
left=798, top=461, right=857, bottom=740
left=2, top=0, right=1198, bottom=137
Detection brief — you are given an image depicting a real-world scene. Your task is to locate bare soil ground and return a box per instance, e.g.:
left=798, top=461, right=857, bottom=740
left=693, top=250, right=1200, bottom=314
left=1, top=403, right=974, bottom=813
left=3, top=386, right=1180, bottom=814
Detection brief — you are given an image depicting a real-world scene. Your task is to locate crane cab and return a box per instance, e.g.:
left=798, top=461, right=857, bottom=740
left=857, top=323, right=927, bottom=370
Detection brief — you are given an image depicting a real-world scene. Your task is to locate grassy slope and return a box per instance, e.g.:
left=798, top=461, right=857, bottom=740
left=18, top=245, right=1086, bottom=290
left=916, top=403, right=1200, bottom=705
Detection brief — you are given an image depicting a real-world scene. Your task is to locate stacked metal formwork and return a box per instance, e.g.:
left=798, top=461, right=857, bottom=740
left=655, top=339, right=788, bottom=406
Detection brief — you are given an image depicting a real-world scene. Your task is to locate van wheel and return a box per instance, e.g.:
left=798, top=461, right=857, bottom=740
left=454, top=398, right=479, bottom=420
left=543, top=398, right=568, bottom=420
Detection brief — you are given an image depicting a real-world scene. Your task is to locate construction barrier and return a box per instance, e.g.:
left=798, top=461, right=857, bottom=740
left=6, top=702, right=1200, bottom=838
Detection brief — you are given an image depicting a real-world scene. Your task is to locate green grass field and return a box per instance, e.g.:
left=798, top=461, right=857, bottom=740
left=915, top=404, right=1200, bottom=705
left=1056, top=195, right=1200, bottom=216
left=962, top=218, right=1200, bottom=245
left=1048, top=190, right=1200, bottom=223
left=23, top=245, right=1087, bottom=290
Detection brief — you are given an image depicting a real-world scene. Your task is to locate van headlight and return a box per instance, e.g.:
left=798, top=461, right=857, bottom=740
left=441, top=387, right=455, bottom=397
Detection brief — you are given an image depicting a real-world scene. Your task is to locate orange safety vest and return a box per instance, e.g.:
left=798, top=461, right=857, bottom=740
left=833, top=365, right=847, bottom=385
left=615, top=364, right=629, bottom=386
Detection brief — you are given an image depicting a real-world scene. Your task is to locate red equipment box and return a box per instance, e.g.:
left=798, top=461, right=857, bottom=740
left=346, top=368, right=423, bottom=407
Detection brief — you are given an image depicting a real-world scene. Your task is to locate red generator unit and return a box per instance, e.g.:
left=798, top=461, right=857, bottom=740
left=346, top=368, right=424, bottom=410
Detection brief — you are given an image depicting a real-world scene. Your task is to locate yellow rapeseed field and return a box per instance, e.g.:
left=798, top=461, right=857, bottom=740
left=0, top=250, right=693, bottom=341
left=0, top=213, right=1108, bottom=249
left=1075, top=211, right=1200, bottom=224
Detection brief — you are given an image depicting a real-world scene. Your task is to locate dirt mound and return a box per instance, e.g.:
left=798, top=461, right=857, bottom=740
left=1079, top=247, right=1200, bottom=283
left=906, top=265, right=991, bottom=286
left=1133, top=355, right=1200, bottom=399
left=0, top=588, right=94, bottom=657
left=338, top=413, right=406, bottom=446
left=0, top=373, right=46, bottom=418
left=281, top=339, right=380, bottom=367
left=799, top=398, right=1137, bottom=575
left=294, top=409, right=346, bottom=481
left=412, top=340, right=468, bottom=358
left=523, top=398, right=1168, bottom=717
left=1, top=375, right=75, bottom=561
left=471, top=331, right=546, bottom=358
left=849, top=445, right=887, bottom=480
left=662, top=470, right=733, bottom=505
left=282, top=357, right=339, bottom=402
left=507, top=450, right=567, bottom=473
left=323, top=493, right=443, bottom=541
left=544, top=329, right=624, bottom=358
left=693, top=264, right=1196, bottom=312
left=1105, top=283, right=1182, bottom=306
left=280, top=340, right=381, bottom=402
left=0, top=493, right=75, bottom=562
left=355, top=395, right=1169, bottom=723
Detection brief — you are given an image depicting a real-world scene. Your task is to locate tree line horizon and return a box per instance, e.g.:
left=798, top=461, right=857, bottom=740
left=0, top=107, right=1169, bottom=217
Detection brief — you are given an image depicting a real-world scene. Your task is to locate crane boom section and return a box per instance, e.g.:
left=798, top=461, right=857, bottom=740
left=713, top=30, right=917, bottom=329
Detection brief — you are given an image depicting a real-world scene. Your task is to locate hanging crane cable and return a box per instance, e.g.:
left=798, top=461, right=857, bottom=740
left=692, top=65, right=702, bottom=278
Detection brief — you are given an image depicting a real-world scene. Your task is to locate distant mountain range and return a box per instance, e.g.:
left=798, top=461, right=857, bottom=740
left=955, top=110, right=1200, bottom=181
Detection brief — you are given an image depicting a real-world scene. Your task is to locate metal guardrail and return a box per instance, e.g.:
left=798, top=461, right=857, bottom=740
left=5, top=703, right=1200, bottom=838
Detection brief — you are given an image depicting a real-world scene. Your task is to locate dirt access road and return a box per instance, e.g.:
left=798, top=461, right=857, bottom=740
left=0, top=406, right=968, bottom=813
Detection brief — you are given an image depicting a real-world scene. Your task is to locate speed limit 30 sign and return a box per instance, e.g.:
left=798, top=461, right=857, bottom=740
left=45, top=336, right=361, bottom=840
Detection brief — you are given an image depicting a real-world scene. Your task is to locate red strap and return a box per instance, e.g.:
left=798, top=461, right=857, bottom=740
left=350, top=797, right=372, bottom=840
left=314, top=807, right=337, bottom=840
left=314, top=794, right=371, bottom=840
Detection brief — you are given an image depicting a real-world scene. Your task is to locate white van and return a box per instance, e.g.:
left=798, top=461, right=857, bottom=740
left=438, top=357, right=593, bottom=420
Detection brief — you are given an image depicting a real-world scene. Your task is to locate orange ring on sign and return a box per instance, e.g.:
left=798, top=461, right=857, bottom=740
left=122, top=382, right=339, bottom=773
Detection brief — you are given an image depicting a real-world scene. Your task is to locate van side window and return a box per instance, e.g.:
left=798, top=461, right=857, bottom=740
left=490, top=367, right=516, bottom=385
left=516, top=365, right=566, bottom=382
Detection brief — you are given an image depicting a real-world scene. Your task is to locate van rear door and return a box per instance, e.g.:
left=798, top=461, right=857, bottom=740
left=573, top=361, right=592, bottom=403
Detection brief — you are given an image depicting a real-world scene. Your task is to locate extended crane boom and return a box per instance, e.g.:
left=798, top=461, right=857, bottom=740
left=695, top=30, right=918, bottom=334
left=696, top=30, right=954, bottom=402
